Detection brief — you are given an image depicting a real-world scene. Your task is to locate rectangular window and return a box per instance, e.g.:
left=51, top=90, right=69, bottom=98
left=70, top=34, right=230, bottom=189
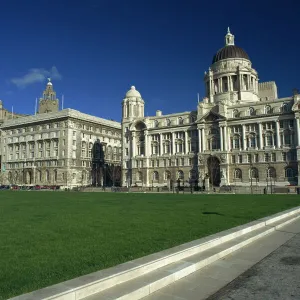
left=72, top=140, right=76, bottom=146
left=271, top=153, right=276, bottom=162
left=72, top=150, right=76, bottom=158
left=73, top=131, right=76, bottom=137
left=238, top=155, right=242, bottom=163
left=264, top=153, right=269, bottom=162
left=247, top=154, right=251, bottom=163
left=181, top=158, right=184, bottom=166
left=231, top=155, right=236, bottom=164
left=282, top=152, right=287, bottom=161
left=254, top=154, right=259, bottom=162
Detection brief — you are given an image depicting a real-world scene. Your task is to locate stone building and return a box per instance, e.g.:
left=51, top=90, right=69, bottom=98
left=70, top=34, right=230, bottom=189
left=0, top=81, right=122, bottom=187
left=122, top=28, right=300, bottom=188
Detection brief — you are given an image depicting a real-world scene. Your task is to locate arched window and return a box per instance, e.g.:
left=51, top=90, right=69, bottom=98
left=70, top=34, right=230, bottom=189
left=178, top=170, right=184, bottom=180
left=233, top=109, right=239, bottom=118
left=249, top=168, right=258, bottom=179
left=265, top=105, right=271, bottom=114
left=249, top=107, right=255, bottom=116
left=153, top=171, right=159, bottom=181
left=234, top=168, right=242, bottom=179
left=285, top=168, right=294, bottom=178
left=267, top=167, right=276, bottom=178
left=165, top=171, right=171, bottom=180
left=281, top=103, right=288, bottom=113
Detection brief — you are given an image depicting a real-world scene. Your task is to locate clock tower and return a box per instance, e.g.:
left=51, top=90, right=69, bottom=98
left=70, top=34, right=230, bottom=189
left=38, top=78, right=59, bottom=114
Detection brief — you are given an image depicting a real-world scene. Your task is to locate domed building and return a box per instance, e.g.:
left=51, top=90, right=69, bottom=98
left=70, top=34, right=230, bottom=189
left=122, top=28, right=300, bottom=192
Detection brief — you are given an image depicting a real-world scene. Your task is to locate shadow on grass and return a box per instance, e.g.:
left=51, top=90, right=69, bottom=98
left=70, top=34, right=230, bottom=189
left=202, top=212, right=225, bottom=216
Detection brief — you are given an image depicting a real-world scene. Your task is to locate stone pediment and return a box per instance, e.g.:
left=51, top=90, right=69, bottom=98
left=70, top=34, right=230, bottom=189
left=198, top=111, right=225, bottom=122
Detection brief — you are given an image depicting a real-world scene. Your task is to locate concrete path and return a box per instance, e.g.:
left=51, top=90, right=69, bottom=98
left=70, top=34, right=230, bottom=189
left=143, top=217, right=300, bottom=300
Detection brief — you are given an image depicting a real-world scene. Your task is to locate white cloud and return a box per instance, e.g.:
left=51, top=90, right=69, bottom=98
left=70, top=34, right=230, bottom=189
left=11, top=66, right=62, bottom=88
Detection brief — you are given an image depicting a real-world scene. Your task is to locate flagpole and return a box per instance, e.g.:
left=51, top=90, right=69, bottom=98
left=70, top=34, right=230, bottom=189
left=35, top=98, right=37, bottom=115
left=197, top=93, right=200, bottom=103
left=12, top=106, right=14, bottom=119
left=62, top=94, right=64, bottom=110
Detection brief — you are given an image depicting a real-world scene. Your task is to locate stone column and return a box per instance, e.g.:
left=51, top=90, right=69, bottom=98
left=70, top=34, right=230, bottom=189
left=218, top=78, right=222, bottom=93
left=144, top=130, right=148, bottom=157
left=198, top=129, right=202, bottom=152
left=172, top=132, right=176, bottom=154
left=220, top=126, right=224, bottom=151
left=132, top=132, right=136, bottom=157
left=258, top=123, right=263, bottom=149
left=202, top=129, right=206, bottom=151
left=297, top=118, right=300, bottom=147
left=184, top=131, right=188, bottom=154
left=224, top=126, right=228, bottom=151
left=242, top=124, right=247, bottom=150
left=276, top=121, right=281, bottom=148
left=159, top=133, right=163, bottom=155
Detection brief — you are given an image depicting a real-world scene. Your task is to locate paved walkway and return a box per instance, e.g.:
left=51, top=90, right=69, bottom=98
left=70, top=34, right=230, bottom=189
left=143, top=217, right=300, bottom=300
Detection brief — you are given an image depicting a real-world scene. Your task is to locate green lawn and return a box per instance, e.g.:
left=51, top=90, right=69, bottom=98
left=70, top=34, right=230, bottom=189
left=0, top=192, right=299, bottom=299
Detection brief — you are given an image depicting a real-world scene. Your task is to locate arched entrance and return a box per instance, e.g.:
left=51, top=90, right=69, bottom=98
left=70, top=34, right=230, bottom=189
left=207, top=156, right=221, bottom=186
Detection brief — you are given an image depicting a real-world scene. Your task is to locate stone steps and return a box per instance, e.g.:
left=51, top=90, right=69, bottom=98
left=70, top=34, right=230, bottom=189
left=84, top=213, right=300, bottom=300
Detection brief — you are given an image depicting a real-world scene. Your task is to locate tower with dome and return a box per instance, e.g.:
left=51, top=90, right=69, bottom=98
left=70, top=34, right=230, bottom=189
left=122, top=28, right=300, bottom=191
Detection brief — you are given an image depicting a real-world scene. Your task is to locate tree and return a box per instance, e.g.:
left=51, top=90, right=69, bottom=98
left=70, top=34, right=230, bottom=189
left=0, top=172, right=7, bottom=185
left=106, top=163, right=121, bottom=186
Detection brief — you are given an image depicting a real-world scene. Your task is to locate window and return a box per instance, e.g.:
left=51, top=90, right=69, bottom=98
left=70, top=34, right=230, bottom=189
left=247, top=154, right=251, bottom=163
left=233, top=110, right=239, bottom=118
left=165, top=171, right=171, bottom=180
left=285, top=168, right=294, bottom=178
left=238, top=155, right=242, bottom=163
left=265, top=105, right=271, bottom=114
left=178, top=117, right=183, bottom=125
left=178, top=170, right=184, bottom=180
left=266, top=134, right=273, bottom=146
left=249, top=135, right=256, bottom=148
left=73, top=140, right=76, bottom=146
left=264, top=153, right=269, bottom=162
left=254, top=154, right=259, bottom=162
left=249, top=107, right=255, bottom=116
left=73, top=131, right=76, bottom=136
left=267, top=167, right=276, bottom=178
left=250, top=168, right=258, bottom=179
left=281, top=103, right=288, bottom=113
left=231, top=155, right=236, bottom=164
left=271, top=153, right=276, bottom=162
left=166, top=119, right=171, bottom=126
left=153, top=171, right=159, bottom=181
left=234, top=169, right=242, bottom=179
left=282, top=152, right=287, bottom=161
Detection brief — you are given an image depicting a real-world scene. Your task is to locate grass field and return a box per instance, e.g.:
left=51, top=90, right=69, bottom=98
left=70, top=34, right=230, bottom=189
left=0, top=192, right=300, bottom=299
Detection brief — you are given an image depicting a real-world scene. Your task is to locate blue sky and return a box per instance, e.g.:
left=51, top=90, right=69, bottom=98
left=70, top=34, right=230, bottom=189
left=0, top=0, right=299, bottom=121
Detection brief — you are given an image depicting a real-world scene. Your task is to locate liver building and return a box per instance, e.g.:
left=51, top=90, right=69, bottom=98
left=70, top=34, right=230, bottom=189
left=122, top=28, right=300, bottom=189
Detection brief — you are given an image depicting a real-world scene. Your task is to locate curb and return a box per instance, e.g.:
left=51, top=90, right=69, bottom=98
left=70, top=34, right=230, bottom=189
left=9, top=206, right=300, bottom=300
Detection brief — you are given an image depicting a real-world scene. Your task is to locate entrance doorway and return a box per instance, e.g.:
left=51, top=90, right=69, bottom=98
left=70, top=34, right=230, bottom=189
left=207, top=156, right=221, bottom=186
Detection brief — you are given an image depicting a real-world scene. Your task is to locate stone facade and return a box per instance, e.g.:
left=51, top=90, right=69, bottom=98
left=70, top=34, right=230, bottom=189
left=0, top=81, right=122, bottom=187
left=122, top=29, right=300, bottom=188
